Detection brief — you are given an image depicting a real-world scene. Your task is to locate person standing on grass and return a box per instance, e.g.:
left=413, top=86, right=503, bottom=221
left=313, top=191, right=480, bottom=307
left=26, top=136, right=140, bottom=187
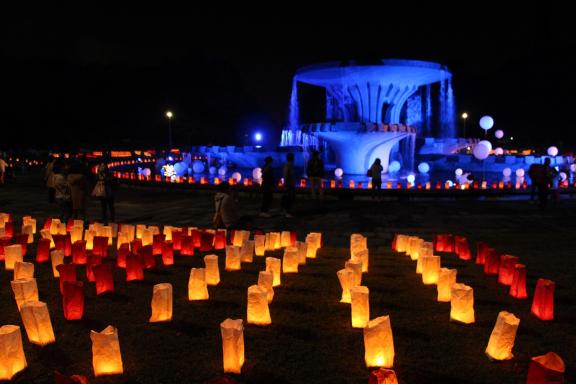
left=259, top=156, right=274, bottom=217
left=45, top=156, right=56, bottom=203
left=282, top=153, right=296, bottom=218
left=369, top=158, right=383, bottom=200
left=52, top=160, right=72, bottom=223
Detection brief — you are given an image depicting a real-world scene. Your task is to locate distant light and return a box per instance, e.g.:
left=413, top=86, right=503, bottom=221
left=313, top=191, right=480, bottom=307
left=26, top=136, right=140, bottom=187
left=254, top=132, right=262, bottom=142
left=167, top=156, right=173, bottom=161
left=406, top=174, right=415, bottom=184
left=461, top=112, right=468, bottom=119
left=510, top=136, right=514, bottom=141
left=166, top=111, right=173, bottom=118
left=255, top=145, right=262, bottom=149
left=137, top=157, right=142, bottom=162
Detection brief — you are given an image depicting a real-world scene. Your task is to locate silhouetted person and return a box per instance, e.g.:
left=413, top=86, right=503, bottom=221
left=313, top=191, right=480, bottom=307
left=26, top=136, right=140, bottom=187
left=536, top=158, right=557, bottom=208
left=528, top=162, right=544, bottom=201
left=259, top=156, right=274, bottom=217
left=68, top=161, right=88, bottom=220
left=306, top=150, right=324, bottom=202
left=369, top=158, right=383, bottom=200
left=214, top=181, right=241, bottom=229
left=45, top=156, right=56, bottom=203
left=95, top=161, right=116, bottom=224
left=282, top=153, right=296, bottom=218
left=53, top=160, right=71, bottom=223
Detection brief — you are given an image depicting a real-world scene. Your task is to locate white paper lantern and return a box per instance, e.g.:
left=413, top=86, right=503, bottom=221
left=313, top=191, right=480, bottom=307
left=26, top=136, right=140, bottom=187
left=417, top=162, right=430, bottom=174
left=494, top=147, right=504, bottom=156
left=388, top=161, right=401, bottom=173
left=334, top=168, right=343, bottom=178
left=473, top=143, right=490, bottom=160
left=515, top=168, right=525, bottom=178
left=252, top=167, right=262, bottom=180
left=479, top=115, right=494, bottom=130
left=231, top=172, right=242, bottom=183
left=494, top=129, right=504, bottom=139
left=547, top=146, right=558, bottom=157
left=406, top=174, right=415, bottom=184
left=503, top=168, right=512, bottom=177
left=455, top=168, right=463, bottom=176
left=218, top=166, right=227, bottom=177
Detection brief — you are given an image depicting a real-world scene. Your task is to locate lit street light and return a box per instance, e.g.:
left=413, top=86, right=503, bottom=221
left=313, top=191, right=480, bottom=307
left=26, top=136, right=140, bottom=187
left=461, top=112, right=468, bottom=138
left=166, top=111, right=173, bottom=150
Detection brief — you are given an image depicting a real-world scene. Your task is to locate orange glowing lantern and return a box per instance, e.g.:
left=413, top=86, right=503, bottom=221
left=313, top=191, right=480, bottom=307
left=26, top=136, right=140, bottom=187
left=84, top=229, right=95, bottom=250
left=188, top=268, right=209, bottom=300
left=240, top=240, right=254, bottom=263
left=437, top=268, right=457, bottom=302
left=421, top=255, right=441, bottom=285
left=531, top=278, right=555, bottom=320
left=19, top=301, right=56, bottom=346
left=21, top=225, right=34, bottom=244
left=225, top=245, right=241, bottom=271
left=11, top=278, right=39, bottom=310
left=62, top=281, right=84, bottom=320
left=265, top=232, right=279, bottom=251
left=90, top=325, right=123, bottom=376
left=220, top=318, right=244, bottom=374
left=345, top=259, right=362, bottom=287
left=254, top=234, right=266, bottom=256
left=141, top=228, right=153, bottom=247
left=70, top=226, right=84, bottom=244
left=125, top=254, right=144, bottom=282
left=526, top=352, right=565, bottom=384
left=509, top=264, right=527, bottom=299
left=161, top=241, right=174, bottom=266
left=368, top=368, right=398, bottom=384
left=297, top=241, right=308, bottom=265
left=257, top=271, right=274, bottom=303
left=337, top=268, right=355, bottom=303
left=265, top=257, right=282, bottom=287
left=233, top=230, right=250, bottom=247
left=498, top=255, right=520, bottom=285
left=149, top=283, right=173, bottom=323
left=214, top=230, right=227, bottom=250
left=407, top=237, right=422, bottom=261
left=57, top=264, right=77, bottom=294
left=204, top=255, right=220, bottom=285
left=363, top=315, right=394, bottom=368
left=280, top=231, right=292, bottom=248
left=395, top=234, right=407, bottom=253
left=93, top=264, right=114, bottom=295
left=247, top=285, right=271, bottom=325
left=22, top=216, right=36, bottom=235
left=14, top=261, right=34, bottom=280
left=350, top=286, right=370, bottom=328
left=72, top=240, right=87, bottom=265
left=0, top=325, right=27, bottom=380
left=483, top=248, right=500, bottom=275
left=282, top=247, right=299, bottom=273
left=485, top=311, right=520, bottom=360
left=450, top=283, right=475, bottom=324
left=4, top=244, right=23, bottom=270
left=51, top=250, right=65, bottom=277
left=354, top=249, right=370, bottom=273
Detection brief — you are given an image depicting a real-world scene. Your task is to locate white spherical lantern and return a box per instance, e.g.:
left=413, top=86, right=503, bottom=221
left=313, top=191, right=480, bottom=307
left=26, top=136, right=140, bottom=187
left=334, top=168, right=344, bottom=178
left=515, top=168, right=525, bottom=177
left=252, top=167, right=262, bottom=180
left=494, top=130, right=504, bottom=139
left=455, top=168, right=463, bottom=177
left=473, top=143, right=490, bottom=160
left=231, top=172, right=242, bottom=182
left=218, top=166, right=227, bottom=177
left=478, top=140, right=493, bottom=152
left=547, top=146, right=558, bottom=157
left=559, top=172, right=567, bottom=181
left=479, top=115, right=494, bottom=131
left=142, top=168, right=151, bottom=177
left=494, top=147, right=504, bottom=156
left=502, top=168, right=512, bottom=177
left=570, top=164, right=576, bottom=173
left=388, top=161, right=401, bottom=173
left=406, top=174, right=415, bottom=184
left=417, top=162, right=430, bottom=174
left=208, top=166, right=217, bottom=175
left=192, top=160, right=205, bottom=174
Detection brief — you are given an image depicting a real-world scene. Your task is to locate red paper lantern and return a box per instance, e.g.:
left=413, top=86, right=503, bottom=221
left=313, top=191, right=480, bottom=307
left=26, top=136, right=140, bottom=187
left=131, top=238, right=142, bottom=255
left=161, top=241, right=174, bottom=266
left=93, top=264, right=114, bottom=295
left=483, top=248, right=500, bottom=275
left=139, top=245, right=156, bottom=269
left=43, top=217, right=52, bottom=231
left=72, top=240, right=87, bottom=265
left=368, top=368, right=399, bottom=384
left=126, top=253, right=144, bottom=281
left=171, top=230, right=182, bottom=251
left=391, top=235, right=398, bottom=251
left=228, top=230, right=235, bottom=245
left=86, top=255, right=102, bottom=282
left=36, top=238, right=51, bottom=263
left=454, top=236, right=471, bottom=261
left=290, top=231, right=298, bottom=247
left=531, top=278, right=555, bottom=320
left=53, top=234, right=67, bottom=254
left=214, top=230, right=226, bottom=250
left=476, top=242, right=489, bottom=265
left=57, top=264, right=77, bottom=294
left=54, top=371, right=89, bottom=384
left=200, top=232, right=214, bottom=252
left=62, top=281, right=84, bottom=320
left=191, top=229, right=202, bottom=247
left=92, top=236, right=109, bottom=257
left=116, top=243, right=129, bottom=268
left=526, top=352, right=565, bottom=384
left=3, top=221, right=14, bottom=238
left=152, top=234, right=165, bottom=255
left=66, top=218, right=75, bottom=232
left=179, top=235, right=193, bottom=256
left=0, top=236, right=10, bottom=261
left=509, top=264, right=528, bottom=299
left=498, top=255, right=520, bottom=285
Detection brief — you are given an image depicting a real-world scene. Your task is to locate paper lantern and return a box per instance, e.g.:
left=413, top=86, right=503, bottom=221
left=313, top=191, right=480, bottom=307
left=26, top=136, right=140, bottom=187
left=345, top=259, right=363, bottom=287
left=180, top=235, right=194, bottom=256
left=437, top=268, right=457, bottom=302
left=434, top=234, right=454, bottom=252
left=125, top=254, right=144, bottom=282
left=36, top=238, right=51, bottom=263
left=120, top=224, right=135, bottom=243
left=232, top=230, right=248, bottom=247
left=247, top=285, right=271, bottom=325
left=57, top=264, right=77, bottom=294
left=62, top=281, right=84, bottom=320
left=485, top=311, right=520, bottom=360
left=161, top=241, right=174, bottom=266
left=11, top=278, right=39, bottom=310
left=265, top=232, right=279, bottom=251
left=72, top=240, right=87, bottom=265
left=70, top=226, right=84, bottom=244
left=407, top=237, right=423, bottom=261
left=498, top=255, right=519, bottom=285
left=0, top=325, right=27, bottom=380
left=355, top=249, right=370, bottom=273
left=454, top=236, right=471, bottom=261
left=351, top=286, right=370, bottom=328
left=476, top=242, right=489, bottom=265
left=188, top=268, right=209, bottom=300
left=364, top=315, right=394, bottom=368
left=257, top=271, right=274, bottom=303
left=395, top=234, right=408, bottom=253
left=203, top=255, right=220, bottom=286
left=280, top=231, right=292, bottom=248
left=509, top=264, right=527, bottom=299
left=240, top=240, right=254, bottom=263
left=421, top=255, right=441, bottom=285
left=114, top=243, right=128, bottom=269
left=450, top=283, right=475, bottom=324
left=337, top=268, right=355, bottom=303
left=296, top=241, right=308, bottom=265
left=4, top=244, right=23, bottom=270
left=41, top=228, right=55, bottom=248
left=254, top=234, right=266, bottom=256
left=419, top=241, right=433, bottom=258
left=171, top=230, right=183, bottom=251
left=22, top=216, right=36, bottom=234
left=53, top=234, right=71, bottom=256
left=139, top=245, right=156, bottom=270
left=305, top=232, right=322, bottom=258
left=531, top=278, right=555, bottom=320
left=526, top=352, right=565, bottom=384
left=189, top=228, right=201, bottom=247
left=141, top=228, right=153, bottom=247
left=135, top=224, right=146, bottom=239
left=83, top=230, right=96, bottom=250
left=93, top=264, right=114, bottom=295
left=282, top=247, right=299, bottom=273
left=14, top=234, right=29, bottom=255
left=222, top=245, right=241, bottom=271
left=85, top=255, right=102, bottom=282
left=19, top=301, right=55, bottom=346
left=14, top=261, right=34, bottom=280
left=200, top=231, right=215, bottom=252
left=51, top=250, right=65, bottom=277
left=368, top=368, right=399, bottom=384
left=49, top=219, right=61, bottom=235
left=152, top=234, right=165, bottom=255
left=547, top=146, right=559, bottom=157
left=265, top=257, right=282, bottom=287
left=149, top=283, right=173, bottom=323
left=483, top=248, right=500, bottom=275
left=93, top=236, right=109, bottom=258
left=91, top=325, right=123, bottom=376
left=220, top=318, right=244, bottom=374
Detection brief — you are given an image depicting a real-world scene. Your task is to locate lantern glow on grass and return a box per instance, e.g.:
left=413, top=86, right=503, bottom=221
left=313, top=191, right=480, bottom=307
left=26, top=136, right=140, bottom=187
left=437, top=268, right=457, bottom=302
left=149, top=283, right=173, bottom=323
left=0, top=325, right=27, bottom=380
left=220, top=318, right=244, bottom=374
left=204, top=255, right=220, bottom=285
left=450, top=283, right=475, bottom=324
left=363, top=315, right=394, bottom=368
left=19, top=301, right=56, bottom=346
left=337, top=268, right=355, bottom=303
left=485, top=311, right=520, bottom=360
left=257, top=271, right=274, bottom=303
left=225, top=245, right=241, bottom=271
left=350, top=286, right=370, bottom=328
left=11, top=278, right=39, bottom=310
left=265, top=257, right=282, bottom=287
left=247, top=285, right=271, bottom=325
left=91, top=325, right=123, bottom=376
left=531, top=278, right=555, bottom=320
left=188, top=268, right=209, bottom=301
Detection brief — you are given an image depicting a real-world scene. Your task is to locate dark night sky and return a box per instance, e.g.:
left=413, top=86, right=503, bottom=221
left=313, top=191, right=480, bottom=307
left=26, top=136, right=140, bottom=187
left=2, top=10, right=575, bottom=152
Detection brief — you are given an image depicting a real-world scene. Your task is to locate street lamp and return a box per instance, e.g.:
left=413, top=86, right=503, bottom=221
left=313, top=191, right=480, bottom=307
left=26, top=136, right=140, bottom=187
left=166, top=111, right=173, bottom=150
left=461, top=112, right=468, bottom=138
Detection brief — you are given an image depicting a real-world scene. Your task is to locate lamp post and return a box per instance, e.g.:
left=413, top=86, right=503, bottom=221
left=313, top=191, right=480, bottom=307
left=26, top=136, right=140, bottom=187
left=166, top=111, right=173, bottom=150
left=461, top=112, right=468, bottom=138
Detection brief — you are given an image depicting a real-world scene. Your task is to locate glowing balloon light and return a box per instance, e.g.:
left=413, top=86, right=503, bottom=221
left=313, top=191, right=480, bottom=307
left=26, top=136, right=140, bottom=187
left=418, top=162, right=430, bottom=174
left=334, top=168, right=343, bottom=178
left=516, top=168, right=525, bottom=178
left=547, top=146, right=558, bottom=157
left=479, top=116, right=494, bottom=130
left=252, top=167, right=262, bottom=180
left=218, top=166, right=227, bottom=177
left=503, top=168, right=512, bottom=177
left=208, top=166, right=216, bottom=175
left=388, top=161, right=401, bottom=173
left=495, top=130, right=504, bottom=139
left=192, top=160, right=205, bottom=174
left=494, top=147, right=504, bottom=156
left=455, top=168, right=463, bottom=177
left=473, top=143, right=490, bottom=160
left=231, top=172, right=242, bottom=182
left=406, top=174, right=415, bottom=184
